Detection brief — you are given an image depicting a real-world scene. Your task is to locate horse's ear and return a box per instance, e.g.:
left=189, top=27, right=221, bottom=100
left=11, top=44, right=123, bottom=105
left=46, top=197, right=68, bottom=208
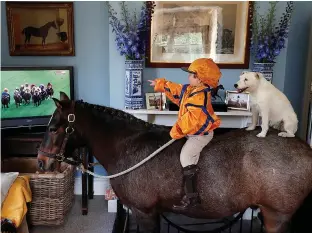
left=60, top=91, right=70, bottom=101
left=52, top=98, right=62, bottom=109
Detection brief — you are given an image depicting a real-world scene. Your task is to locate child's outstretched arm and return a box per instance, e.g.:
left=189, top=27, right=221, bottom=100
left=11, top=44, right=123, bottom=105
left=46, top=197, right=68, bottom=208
left=148, top=78, right=185, bottom=106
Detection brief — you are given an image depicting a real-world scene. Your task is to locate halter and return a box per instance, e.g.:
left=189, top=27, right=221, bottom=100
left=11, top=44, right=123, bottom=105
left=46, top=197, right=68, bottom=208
left=38, top=113, right=82, bottom=166
left=38, top=111, right=176, bottom=179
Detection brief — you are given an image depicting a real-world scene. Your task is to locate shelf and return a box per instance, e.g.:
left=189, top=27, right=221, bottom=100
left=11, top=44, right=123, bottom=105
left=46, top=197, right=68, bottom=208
left=124, top=109, right=252, bottom=116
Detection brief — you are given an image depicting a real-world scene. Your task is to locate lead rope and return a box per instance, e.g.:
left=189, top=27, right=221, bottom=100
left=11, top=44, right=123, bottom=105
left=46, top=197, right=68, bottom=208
left=78, top=138, right=176, bottom=179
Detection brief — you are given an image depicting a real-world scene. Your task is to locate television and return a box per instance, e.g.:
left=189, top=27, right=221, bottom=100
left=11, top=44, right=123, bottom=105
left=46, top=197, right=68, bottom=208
left=1, top=66, right=74, bottom=129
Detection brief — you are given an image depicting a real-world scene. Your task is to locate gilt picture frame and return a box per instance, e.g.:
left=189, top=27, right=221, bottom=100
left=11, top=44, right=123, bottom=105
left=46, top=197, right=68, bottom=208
left=145, top=1, right=253, bottom=69
left=6, top=2, right=75, bottom=56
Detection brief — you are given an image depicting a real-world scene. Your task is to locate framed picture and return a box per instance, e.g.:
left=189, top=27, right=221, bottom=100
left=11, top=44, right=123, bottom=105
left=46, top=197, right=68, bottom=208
left=225, top=90, right=250, bottom=111
left=6, top=2, right=75, bottom=56
left=145, top=92, right=167, bottom=110
left=145, top=1, right=253, bottom=69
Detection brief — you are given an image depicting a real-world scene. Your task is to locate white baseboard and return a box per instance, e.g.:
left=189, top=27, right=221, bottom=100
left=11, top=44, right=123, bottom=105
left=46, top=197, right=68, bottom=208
left=74, top=177, right=110, bottom=195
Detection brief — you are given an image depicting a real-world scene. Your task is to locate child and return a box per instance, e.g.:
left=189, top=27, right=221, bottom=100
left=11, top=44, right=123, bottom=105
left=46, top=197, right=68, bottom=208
left=148, top=58, right=222, bottom=210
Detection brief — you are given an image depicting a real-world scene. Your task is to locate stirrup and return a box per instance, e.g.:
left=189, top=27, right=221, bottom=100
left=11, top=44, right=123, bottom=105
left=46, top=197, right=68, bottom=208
left=172, top=194, right=200, bottom=210
left=172, top=198, right=190, bottom=210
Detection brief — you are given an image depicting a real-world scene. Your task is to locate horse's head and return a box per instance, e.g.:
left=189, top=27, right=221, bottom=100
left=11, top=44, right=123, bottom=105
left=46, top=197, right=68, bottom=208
left=50, top=21, right=57, bottom=29
left=37, top=91, right=82, bottom=172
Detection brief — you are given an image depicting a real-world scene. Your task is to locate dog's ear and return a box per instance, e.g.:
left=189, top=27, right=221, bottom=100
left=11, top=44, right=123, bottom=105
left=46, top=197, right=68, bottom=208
left=255, top=72, right=261, bottom=79
left=241, top=70, right=248, bottom=75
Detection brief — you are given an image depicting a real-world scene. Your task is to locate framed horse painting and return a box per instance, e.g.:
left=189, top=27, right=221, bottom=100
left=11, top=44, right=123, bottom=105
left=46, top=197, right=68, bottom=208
left=145, top=1, right=253, bottom=69
left=6, top=2, right=75, bottom=56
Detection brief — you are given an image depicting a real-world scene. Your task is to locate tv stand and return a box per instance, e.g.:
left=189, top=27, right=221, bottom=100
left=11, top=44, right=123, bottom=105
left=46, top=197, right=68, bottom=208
left=1, top=126, right=94, bottom=215
left=2, top=126, right=46, bottom=157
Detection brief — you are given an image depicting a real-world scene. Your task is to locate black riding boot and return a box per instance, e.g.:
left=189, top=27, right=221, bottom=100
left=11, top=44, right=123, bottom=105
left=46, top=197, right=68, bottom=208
left=173, top=165, right=200, bottom=211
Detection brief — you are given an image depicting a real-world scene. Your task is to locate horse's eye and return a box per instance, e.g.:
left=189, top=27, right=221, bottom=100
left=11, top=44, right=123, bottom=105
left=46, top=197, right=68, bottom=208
left=49, top=126, right=58, bottom=133
left=245, top=78, right=248, bottom=81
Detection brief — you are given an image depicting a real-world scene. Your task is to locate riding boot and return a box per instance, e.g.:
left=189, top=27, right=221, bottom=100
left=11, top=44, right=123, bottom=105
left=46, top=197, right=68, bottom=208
left=172, top=165, right=200, bottom=211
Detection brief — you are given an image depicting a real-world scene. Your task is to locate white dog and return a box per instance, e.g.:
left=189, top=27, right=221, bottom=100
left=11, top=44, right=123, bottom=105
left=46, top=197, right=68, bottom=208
left=234, top=71, right=298, bottom=138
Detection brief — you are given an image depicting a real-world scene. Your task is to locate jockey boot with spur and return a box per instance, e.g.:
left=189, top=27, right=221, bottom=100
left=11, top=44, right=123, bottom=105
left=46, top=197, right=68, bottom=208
left=172, top=164, right=200, bottom=211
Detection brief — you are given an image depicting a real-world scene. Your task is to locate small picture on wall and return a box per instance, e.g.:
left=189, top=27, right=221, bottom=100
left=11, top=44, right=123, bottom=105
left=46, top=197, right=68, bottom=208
left=145, top=92, right=167, bottom=110
left=225, top=91, right=250, bottom=111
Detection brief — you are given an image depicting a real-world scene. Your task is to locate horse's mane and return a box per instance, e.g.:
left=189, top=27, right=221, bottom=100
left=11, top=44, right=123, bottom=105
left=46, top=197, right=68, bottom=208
left=75, top=100, right=167, bottom=132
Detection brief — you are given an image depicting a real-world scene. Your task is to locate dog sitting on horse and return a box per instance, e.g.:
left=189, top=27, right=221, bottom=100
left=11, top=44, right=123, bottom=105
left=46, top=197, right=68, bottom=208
left=234, top=71, right=298, bottom=138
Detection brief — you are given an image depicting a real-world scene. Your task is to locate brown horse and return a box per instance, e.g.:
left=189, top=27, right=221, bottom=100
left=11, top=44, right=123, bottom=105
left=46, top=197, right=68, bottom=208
left=37, top=92, right=312, bottom=233
left=22, top=21, right=57, bottom=47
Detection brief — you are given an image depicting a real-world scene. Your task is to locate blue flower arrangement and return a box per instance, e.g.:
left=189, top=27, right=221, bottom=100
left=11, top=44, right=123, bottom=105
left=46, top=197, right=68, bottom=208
left=250, top=1, right=294, bottom=64
left=107, top=1, right=156, bottom=60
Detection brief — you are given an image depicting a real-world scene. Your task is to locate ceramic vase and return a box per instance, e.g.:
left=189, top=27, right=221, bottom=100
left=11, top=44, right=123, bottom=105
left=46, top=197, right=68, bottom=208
left=124, top=60, right=144, bottom=109
left=252, top=62, right=275, bottom=83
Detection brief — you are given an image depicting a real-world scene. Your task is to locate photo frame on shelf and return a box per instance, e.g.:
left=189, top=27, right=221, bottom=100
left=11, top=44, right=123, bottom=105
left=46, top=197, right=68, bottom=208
left=145, top=1, right=253, bottom=69
left=145, top=92, right=167, bottom=110
left=6, top=2, right=75, bottom=56
left=225, top=90, right=250, bottom=111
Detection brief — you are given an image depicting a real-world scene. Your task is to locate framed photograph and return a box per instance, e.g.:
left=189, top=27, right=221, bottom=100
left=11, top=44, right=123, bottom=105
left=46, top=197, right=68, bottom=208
left=145, top=93, right=167, bottom=110
left=6, top=2, right=75, bottom=56
left=145, top=1, right=253, bottom=69
left=225, top=90, right=250, bottom=111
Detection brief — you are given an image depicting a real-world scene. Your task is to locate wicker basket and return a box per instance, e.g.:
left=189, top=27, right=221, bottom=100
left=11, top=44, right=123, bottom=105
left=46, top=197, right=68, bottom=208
left=1, top=157, right=75, bottom=226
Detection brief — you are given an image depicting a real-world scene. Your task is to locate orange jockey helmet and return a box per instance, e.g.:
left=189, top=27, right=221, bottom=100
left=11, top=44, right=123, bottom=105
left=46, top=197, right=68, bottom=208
left=181, top=58, right=222, bottom=88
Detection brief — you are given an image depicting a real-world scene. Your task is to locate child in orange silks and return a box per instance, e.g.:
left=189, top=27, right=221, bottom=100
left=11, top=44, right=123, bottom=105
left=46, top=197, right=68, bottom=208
left=148, top=58, right=222, bottom=210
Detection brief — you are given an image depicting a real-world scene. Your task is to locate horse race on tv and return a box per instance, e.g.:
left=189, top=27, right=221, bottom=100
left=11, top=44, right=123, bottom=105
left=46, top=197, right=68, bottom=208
left=1, top=67, right=73, bottom=128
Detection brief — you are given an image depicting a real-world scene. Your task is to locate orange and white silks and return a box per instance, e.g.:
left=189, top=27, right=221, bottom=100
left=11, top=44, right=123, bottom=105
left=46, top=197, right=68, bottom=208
left=154, top=78, right=221, bottom=139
